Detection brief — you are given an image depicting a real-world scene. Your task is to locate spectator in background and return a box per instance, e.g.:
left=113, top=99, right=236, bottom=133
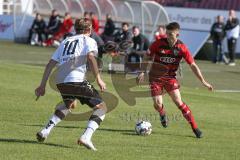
left=132, top=26, right=150, bottom=51
left=126, top=26, right=150, bottom=72
left=155, top=25, right=166, bottom=41
left=210, top=15, right=228, bottom=64
left=90, top=31, right=105, bottom=69
left=128, top=26, right=149, bottom=63
left=91, top=31, right=104, bottom=57
left=114, top=22, right=132, bottom=65
left=28, top=13, right=46, bottom=45
left=45, top=9, right=61, bottom=39
left=90, top=12, right=99, bottom=34
left=101, top=14, right=115, bottom=43
left=83, top=11, right=90, bottom=19
left=43, top=12, right=73, bottom=47
left=114, top=22, right=132, bottom=43
left=225, top=9, right=240, bottom=66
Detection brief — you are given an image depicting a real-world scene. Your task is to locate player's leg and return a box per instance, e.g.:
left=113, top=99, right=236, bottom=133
left=150, top=81, right=167, bottom=127
left=36, top=101, right=74, bottom=142
left=168, top=89, right=202, bottom=138
left=78, top=102, right=107, bottom=151
left=152, top=95, right=167, bottom=128
left=36, top=84, right=76, bottom=142
left=77, top=81, right=107, bottom=151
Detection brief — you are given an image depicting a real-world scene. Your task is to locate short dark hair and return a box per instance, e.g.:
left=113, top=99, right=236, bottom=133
left=84, top=11, right=89, bottom=16
left=132, top=25, right=140, bottom=30
left=65, top=12, right=70, bottom=16
left=52, top=9, right=57, bottom=14
left=166, top=22, right=180, bottom=30
left=90, top=12, right=95, bottom=16
left=122, top=22, right=129, bottom=27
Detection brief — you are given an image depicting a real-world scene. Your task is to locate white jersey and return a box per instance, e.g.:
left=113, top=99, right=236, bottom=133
left=51, top=34, right=98, bottom=84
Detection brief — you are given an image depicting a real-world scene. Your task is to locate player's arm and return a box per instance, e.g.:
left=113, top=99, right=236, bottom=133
left=136, top=50, right=154, bottom=84
left=182, top=44, right=213, bottom=91
left=136, top=40, right=156, bottom=85
left=87, top=52, right=106, bottom=91
left=35, top=59, right=58, bottom=99
left=189, top=62, right=213, bottom=91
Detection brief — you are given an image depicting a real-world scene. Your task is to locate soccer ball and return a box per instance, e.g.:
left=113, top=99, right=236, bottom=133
left=135, top=120, right=152, bottom=136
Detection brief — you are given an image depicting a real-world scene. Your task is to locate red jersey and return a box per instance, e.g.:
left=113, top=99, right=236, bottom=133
left=59, top=18, right=73, bottom=33
left=155, top=33, right=167, bottom=41
left=148, top=38, right=194, bottom=80
left=92, top=17, right=99, bottom=34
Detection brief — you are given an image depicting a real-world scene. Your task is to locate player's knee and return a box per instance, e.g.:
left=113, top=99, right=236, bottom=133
left=55, top=104, right=71, bottom=120
left=94, top=102, right=107, bottom=112
left=153, top=100, right=163, bottom=110
left=63, top=100, right=76, bottom=109
left=69, top=100, right=77, bottom=109
left=174, top=100, right=183, bottom=108
left=89, top=107, right=106, bottom=125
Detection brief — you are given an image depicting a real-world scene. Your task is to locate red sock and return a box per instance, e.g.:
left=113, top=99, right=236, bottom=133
left=155, top=104, right=166, bottom=116
left=178, top=103, right=198, bottom=129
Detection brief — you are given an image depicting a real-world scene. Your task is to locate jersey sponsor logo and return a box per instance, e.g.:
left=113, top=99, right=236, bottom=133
left=160, top=57, right=176, bottom=63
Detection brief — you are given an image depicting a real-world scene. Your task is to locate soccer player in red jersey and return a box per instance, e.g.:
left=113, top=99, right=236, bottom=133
left=137, top=22, right=213, bottom=138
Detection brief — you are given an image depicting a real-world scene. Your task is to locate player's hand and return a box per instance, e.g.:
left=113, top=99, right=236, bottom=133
left=35, top=85, right=45, bottom=100
left=136, top=72, right=145, bottom=85
left=97, top=78, right=106, bottom=92
left=203, top=81, right=213, bottom=91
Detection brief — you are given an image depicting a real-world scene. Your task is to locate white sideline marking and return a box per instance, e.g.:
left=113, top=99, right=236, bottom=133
left=215, top=90, right=240, bottom=93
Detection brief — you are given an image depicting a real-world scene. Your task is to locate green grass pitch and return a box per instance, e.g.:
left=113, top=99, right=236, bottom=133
left=0, top=41, right=240, bottom=160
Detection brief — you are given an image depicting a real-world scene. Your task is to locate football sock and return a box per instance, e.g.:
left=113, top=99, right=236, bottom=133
left=81, top=108, right=106, bottom=140
left=155, top=104, right=166, bottom=116
left=178, top=103, right=198, bottom=129
left=42, top=114, right=61, bottom=135
left=82, top=121, right=99, bottom=141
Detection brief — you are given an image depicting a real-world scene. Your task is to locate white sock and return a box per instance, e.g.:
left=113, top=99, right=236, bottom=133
left=41, top=114, right=61, bottom=135
left=50, top=114, right=62, bottom=125
left=81, top=120, right=99, bottom=141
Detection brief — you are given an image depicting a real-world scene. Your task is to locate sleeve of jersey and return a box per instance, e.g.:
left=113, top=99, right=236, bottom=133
left=86, top=38, right=98, bottom=57
left=182, top=45, right=194, bottom=64
left=51, top=45, right=62, bottom=62
left=147, top=41, right=157, bottom=57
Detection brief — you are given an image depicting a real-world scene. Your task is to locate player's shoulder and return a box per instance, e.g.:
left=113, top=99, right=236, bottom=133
left=176, top=40, right=191, bottom=54
left=63, top=34, right=96, bottom=43
left=176, top=39, right=187, bottom=48
left=84, top=35, right=97, bottom=45
left=151, top=37, right=167, bottom=46
left=176, top=39, right=184, bottom=44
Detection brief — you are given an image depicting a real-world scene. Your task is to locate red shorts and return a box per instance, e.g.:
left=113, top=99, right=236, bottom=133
left=149, top=78, right=180, bottom=96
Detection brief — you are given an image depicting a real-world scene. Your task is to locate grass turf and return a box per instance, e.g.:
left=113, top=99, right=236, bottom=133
left=0, top=41, right=240, bottom=160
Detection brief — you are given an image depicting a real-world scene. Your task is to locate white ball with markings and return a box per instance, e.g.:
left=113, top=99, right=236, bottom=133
left=135, top=120, right=152, bottom=136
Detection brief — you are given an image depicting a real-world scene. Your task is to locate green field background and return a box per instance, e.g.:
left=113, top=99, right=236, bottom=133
left=0, top=41, right=240, bottom=160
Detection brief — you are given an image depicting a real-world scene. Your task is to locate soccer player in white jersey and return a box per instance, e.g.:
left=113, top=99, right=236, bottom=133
left=35, top=18, right=106, bottom=151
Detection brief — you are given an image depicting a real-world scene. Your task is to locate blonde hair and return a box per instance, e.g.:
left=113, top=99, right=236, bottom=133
left=74, top=18, right=92, bottom=34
